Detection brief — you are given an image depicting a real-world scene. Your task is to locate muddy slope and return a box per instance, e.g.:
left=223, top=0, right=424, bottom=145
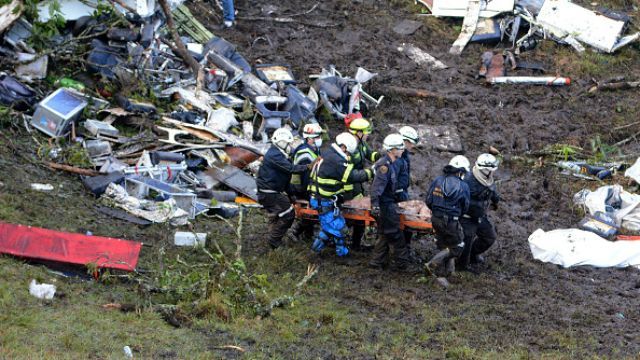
left=189, top=0, right=640, bottom=355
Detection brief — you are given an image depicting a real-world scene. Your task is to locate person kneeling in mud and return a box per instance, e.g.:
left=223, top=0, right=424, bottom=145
left=425, top=155, right=471, bottom=276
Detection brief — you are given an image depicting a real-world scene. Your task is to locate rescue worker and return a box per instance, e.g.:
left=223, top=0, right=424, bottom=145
left=395, top=126, right=420, bottom=246
left=256, top=128, right=313, bottom=249
left=308, top=132, right=373, bottom=257
left=459, top=153, right=501, bottom=270
left=345, top=117, right=380, bottom=250
left=425, top=155, right=471, bottom=276
left=368, top=134, right=411, bottom=270
left=287, top=123, right=324, bottom=242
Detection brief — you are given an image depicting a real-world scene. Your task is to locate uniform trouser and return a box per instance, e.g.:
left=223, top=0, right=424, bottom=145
left=348, top=190, right=366, bottom=248
left=311, top=198, right=349, bottom=256
left=370, top=202, right=410, bottom=267
left=431, top=215, right=464, bottom=258
left=404, top=230, right=413, bottom=246
left=257, top=192, right=295, bottom=248
left=290, top=218, right=315, bottom=240
left=459, top=216, right=497, bottom=268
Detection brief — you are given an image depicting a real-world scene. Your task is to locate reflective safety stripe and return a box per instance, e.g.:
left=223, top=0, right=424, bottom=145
left=370, top=151, right=379, bottom=162
left=293, top=148, right=318, bottom=164
left=308, top=185, right=342, bottom=197
left=341, top=164, right=354, bottom=183
left=316, top=177, right=341, bottom=185
left=343, top=183, right=354, bottom=191
left=278, top=205, right=294, bottom=218
left=258, top=189, right=278, bottom=193
left=290, top=174, right=302, bottom=185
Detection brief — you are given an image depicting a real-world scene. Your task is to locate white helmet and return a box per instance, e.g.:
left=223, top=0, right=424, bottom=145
left=271, top=128, right=294, bottom=150
left=476, top=153, right=499, bottom=170
left=302, top=123, right=323, bottom=138
left=335, top=132, right=358, bottom=154
left=383, top=133, right=405, bottom=151
left=449, top=155, right=470, bottom=172
left=398, top=126, right=419, bottom=144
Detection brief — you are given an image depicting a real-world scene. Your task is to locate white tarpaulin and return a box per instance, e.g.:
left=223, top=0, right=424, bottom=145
left=528, top=228, right=640, bottom=269
left=625, top=157, right=640, bottom=184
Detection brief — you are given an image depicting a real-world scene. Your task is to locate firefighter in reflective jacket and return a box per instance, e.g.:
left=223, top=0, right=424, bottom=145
left=345, top=117, right=380, bottom=250
left=256, top=128, right=312, bottom=249
left=425, top=156, right=471, bottom=276
left=308, top=132, right=373, bottom=257
left=288, top=124, right=324, bottom=242
left=368, top=134, right=411, bottom=270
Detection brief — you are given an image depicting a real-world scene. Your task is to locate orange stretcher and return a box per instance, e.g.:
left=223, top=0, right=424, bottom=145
left=615, top=235, right=640, bottom=241
left=293, top=200, right=433, bottom=233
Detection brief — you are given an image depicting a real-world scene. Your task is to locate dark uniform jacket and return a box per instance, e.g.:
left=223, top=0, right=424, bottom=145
left=464, top=172, right=500, bottom=219
left=308, top=144, right=372, bottom=200
left=256, top=145, right=307, bottom=193
left=371, top=155, right=400, bottom=209
left=290, top=143, right=320, bottom=196
left=394, top=150, right=411, bottom=201
left=426, top=165, right=470, bottom=218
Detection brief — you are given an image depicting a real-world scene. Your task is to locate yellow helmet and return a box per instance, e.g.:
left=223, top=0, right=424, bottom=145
left=348, top=118, right=372, bottom=135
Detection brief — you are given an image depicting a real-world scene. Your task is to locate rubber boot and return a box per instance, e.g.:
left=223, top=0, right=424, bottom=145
left=446, top=257, right=456, bottom=275
left=425, top=248, right=450, bottom=274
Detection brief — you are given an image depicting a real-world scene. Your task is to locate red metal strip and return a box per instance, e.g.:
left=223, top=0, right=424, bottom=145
left=0, top=222, right=142, bottom=271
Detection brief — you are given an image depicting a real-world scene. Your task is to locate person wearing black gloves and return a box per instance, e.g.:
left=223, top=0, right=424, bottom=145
left=256, top=128, right=314, bottom=249
left=459, top=153, right=501, bottom=270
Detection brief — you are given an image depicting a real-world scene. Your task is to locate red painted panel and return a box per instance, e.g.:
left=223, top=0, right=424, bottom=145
left=0, top=223, right=142, bottom=271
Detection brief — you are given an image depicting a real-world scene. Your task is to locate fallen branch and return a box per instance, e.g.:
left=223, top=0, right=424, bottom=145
left=213, top=345, right=245, bottom=353
left=257, top=264, right=319, bottom=317
left=157, top=0, right=205, bottom=91
left=47, top=162, right=100, bottom=177
left=237, top=16, right=338, bottom=28
left=613, top=121, right=640, bottom=131
left=287, top=3, right=319, bottom=17
left=386, top=85, right=445, bottom=99
left=589, top=81, right=640, bottom=93
left=614, top=130, right=640, bottom=147
left=108, top=0, right=137, bottom=14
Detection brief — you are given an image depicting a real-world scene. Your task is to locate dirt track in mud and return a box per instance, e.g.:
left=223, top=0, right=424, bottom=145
left=188, top=0, right=640, bottom=356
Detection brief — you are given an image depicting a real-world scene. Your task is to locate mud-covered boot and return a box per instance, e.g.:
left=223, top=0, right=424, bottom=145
left=445, top=258, right=456, bottom=276
left=424, top=249, right=450, bottom=275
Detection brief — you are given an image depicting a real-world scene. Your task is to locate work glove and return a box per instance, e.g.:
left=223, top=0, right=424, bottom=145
left=371, top=206, right=381, bottom=220
left=365, top=168, right=373, bottom=180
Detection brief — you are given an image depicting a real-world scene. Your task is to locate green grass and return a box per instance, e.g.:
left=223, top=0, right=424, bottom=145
left=0, top=257, right=215, bottom=359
